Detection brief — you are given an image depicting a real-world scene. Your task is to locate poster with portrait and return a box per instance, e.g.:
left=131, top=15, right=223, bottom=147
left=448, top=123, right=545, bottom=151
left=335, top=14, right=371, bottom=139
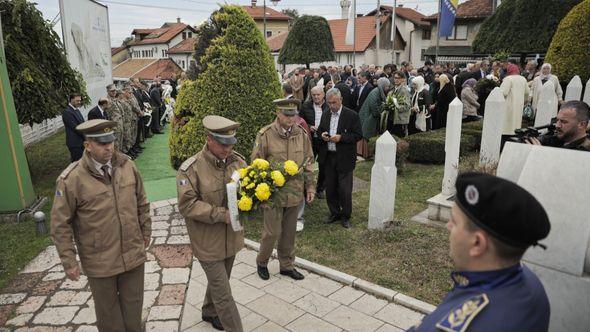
left=59, top=0, right=113, bottom=117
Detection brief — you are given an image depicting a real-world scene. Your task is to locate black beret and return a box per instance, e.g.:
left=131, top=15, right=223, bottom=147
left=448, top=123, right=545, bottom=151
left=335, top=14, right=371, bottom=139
left=455, top=172, right=550, bottom=248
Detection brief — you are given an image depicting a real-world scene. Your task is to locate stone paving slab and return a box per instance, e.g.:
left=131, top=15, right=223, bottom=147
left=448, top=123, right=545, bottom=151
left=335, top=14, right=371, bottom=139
left=1, top=200, right=429, bottom=331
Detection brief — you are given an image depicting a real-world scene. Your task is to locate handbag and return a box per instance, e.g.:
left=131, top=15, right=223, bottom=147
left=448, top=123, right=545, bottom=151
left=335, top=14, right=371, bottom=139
left=523, top=104, right=534, bottom=120
left=415, top=105, right=429, bottom=132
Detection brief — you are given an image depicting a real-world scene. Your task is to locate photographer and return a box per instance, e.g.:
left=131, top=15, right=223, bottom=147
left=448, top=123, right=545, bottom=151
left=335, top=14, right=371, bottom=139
left=527, top=100, right=590, bottom=151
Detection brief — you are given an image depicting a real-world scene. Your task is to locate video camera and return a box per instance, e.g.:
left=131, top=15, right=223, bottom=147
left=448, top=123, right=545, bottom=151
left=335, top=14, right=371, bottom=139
left=508, top=118, right=557, bottom=145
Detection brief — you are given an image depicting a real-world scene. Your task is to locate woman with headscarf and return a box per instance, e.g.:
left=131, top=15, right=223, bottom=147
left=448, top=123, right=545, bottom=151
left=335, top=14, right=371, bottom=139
left=346, top=75, right=358, bottom=94
left=461, top=78, right=480, bottom=122
left=358, top=77, right=391, bottom=157
left=408, top=76, right=432, bottom=135
left=530, top=63, right=563, bottom=114
left=390, top=71, right=412, bottom=137
left=431, top=74, right=456, bottom=130
left=500, top=64, right=530, bottom=145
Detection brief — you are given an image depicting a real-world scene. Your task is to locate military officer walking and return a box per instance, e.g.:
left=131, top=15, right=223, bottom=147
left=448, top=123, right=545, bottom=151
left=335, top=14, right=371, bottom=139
left=177, top=115, right=247, bottom=331
left=51, top=119, right=152, bottom=332
left=408, top=172, right=551, bottom=332
left=252, top=99, right=315, bottom=281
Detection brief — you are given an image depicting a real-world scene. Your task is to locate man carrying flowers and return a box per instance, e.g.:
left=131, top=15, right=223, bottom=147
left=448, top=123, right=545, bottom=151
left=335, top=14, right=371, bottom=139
left=176, top=115, right=247, bottom=331
left=251, top=98, right=315, bottom=281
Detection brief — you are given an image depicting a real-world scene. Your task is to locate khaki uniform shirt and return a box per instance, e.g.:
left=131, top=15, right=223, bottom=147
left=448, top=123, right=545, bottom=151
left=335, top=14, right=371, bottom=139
left=177, top=146, right=247, bottom=262
left=251, top=120, right=315, bottom=207
left=51, top=151, right=151, bottom=278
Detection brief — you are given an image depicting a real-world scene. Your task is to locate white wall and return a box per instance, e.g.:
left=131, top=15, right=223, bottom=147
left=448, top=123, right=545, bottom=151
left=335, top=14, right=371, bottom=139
left=170, top=53, right=191, bottom=71
left=130, top=44, right=165, bottom=59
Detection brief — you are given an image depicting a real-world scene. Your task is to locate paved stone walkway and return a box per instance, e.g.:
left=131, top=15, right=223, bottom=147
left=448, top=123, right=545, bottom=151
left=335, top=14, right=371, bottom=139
left=0, top=200, right=428, bottom=332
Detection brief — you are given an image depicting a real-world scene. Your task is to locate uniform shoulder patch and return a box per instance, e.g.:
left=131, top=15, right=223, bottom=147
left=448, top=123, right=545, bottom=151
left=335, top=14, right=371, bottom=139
left=180, top=156, right=197, bottom=171
left=258, top=124, right=272, bottom=135
left=59, top=161, right=79, bottom=179
left=232, top=151, right=246, bottom=162
left=296, top=123, right=309, bottom=136
left=435, top=294, right=489, bottom=332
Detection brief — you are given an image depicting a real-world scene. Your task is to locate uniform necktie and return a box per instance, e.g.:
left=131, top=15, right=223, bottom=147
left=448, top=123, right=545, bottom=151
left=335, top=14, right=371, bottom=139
left=101, top=165, right=111, bottom=184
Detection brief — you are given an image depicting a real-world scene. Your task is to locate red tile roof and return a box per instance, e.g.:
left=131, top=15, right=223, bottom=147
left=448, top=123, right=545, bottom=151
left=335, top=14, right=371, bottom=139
left=128, top=23, right=196, bottom=46
left=242, top=5, right=291, bottom=21
left=113, top=59, right=182, bottom=81
left=111, top=45, right=127, bottom=56
left=424, top=0, right=494, bottom=21
left=168, top=37, right=195, bottom=54
left=368, top=6, right=430, bottom=27
left=266, top=16, right=388, bottom=53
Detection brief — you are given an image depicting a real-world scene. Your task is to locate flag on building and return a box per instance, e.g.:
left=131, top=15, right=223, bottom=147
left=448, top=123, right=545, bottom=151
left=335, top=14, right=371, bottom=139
left=439, top=0, right=458, bottom=37
left=345, top=0, right=356, bottom=45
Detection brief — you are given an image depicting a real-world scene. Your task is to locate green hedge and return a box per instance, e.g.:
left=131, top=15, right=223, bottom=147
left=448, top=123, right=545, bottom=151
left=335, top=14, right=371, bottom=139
left=404, top=121, right=483, bottom=164
left=169, top=5, right=281, bottom=168
left=545, top=0, right=590, bottom=84
left=367, top=135, right=409, bottom=172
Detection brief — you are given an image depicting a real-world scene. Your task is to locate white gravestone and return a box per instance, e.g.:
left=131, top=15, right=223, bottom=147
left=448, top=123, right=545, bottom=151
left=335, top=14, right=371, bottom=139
left=564, top=75, right=583, bottom=101
left=479, top=88, right=505, bottom=167
left=497, top=145, right=590, bottom=332
left=583, top=78, right=590, bottom=106
left=441, top=98, right=464, bottom=196
left=368, top=131, right=397, bottom=230
left=534, top=81, right=559, bottom=127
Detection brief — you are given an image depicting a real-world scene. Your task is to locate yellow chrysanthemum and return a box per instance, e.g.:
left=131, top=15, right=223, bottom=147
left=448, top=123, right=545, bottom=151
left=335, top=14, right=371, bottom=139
left=249, top=170, right=256, bottom=178
left=242, top=177, right=250, bottom=186
left=252, top=158, right=270, bottom=170
left=246, top=183, right=255, bottom=190
left=255, top=183, right=271, bottom=201
left=260, top=171, right=267, bottom=179
left=270, top=170, right=285, bottom=187
left=238, top=196, right=253, bottom=211
left=284, top=160, right=299, bottom=176
left=238, top=168, right=248, bottom=179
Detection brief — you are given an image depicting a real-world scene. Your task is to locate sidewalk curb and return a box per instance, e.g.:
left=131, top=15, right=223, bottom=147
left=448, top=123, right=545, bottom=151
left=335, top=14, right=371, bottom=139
left=244, top=238, right=435, bottom=315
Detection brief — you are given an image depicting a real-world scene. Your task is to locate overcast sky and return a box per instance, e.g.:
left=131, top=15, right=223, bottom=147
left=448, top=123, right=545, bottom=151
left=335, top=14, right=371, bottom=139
left=35, top=0, right=455, bottom=46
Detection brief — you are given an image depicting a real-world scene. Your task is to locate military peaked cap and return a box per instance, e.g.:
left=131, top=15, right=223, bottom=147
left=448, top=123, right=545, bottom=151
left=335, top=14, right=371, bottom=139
left=76, top=119, right=117, bottom=143
left=203, top=115, right=240, bottom=145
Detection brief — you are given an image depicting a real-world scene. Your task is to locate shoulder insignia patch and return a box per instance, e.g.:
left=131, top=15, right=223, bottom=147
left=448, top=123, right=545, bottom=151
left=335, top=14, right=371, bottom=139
left=59, top=161, right=79, bottom=179
left=232, top=151, right=246, bottom=162
left=258, top=125, right=271, bottom=135
left=435, top=294, right=489, bottom=332
left=180, top=156, right=197, bottom=171
left=296, top=123, right=309, bottom=136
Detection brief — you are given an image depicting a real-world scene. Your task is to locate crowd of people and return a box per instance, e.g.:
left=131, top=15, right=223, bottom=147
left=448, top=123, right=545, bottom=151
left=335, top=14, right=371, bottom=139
left=62, top=76, right=182, bottom=162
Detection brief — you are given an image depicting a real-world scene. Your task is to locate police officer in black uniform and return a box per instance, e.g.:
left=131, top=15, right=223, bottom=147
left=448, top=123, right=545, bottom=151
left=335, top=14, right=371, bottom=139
left=409, top=172, right=551, bottom=332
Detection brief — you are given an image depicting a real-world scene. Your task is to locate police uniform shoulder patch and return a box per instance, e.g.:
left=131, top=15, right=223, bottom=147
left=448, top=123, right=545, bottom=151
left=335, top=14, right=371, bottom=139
left=435, top=294, right=489, bottom=332
left=180, top=156, right=196, bottom=172
left=59, top=161, right=79, bottom=179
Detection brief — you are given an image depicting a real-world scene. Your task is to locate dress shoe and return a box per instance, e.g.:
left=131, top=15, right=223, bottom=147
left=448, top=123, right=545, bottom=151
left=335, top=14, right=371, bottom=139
left=316, top=190, right=325, bottom=199
left=202, top=315, right=224, bottom=331
left=341, top=218, right=351, bottom=229
left=257, top=265, right=269, bottom=280
left=325, top=214, right=341, bottom=224
left=153, top=130, right=164, bottom=134
left=280, top=269, right=305, bottom=280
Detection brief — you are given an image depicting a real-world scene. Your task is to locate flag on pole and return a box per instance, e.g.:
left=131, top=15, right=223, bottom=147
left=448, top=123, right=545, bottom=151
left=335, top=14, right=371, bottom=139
left=439, top=0, right=458, bottom=37
left=345, top=0, right=356, bottom=45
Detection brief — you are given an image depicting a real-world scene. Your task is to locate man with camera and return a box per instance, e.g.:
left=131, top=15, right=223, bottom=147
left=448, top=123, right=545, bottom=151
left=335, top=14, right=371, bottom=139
left=527, top=100, right=590, bottom=151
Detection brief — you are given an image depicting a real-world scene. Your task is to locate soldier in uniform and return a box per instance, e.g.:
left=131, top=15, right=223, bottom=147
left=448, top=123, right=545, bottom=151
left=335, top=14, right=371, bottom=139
left=408, top=172, right=551, bottom=332
left=252, top=98, right=315, bottom=281
left=51, top=119, right=152, bottom=332
left=118, top=88, right=135, bottom=158
left=122, top=84, right=140, bottom=158
left=105, top=84, right=124, bottom=152
left=177, top=115, right=247, bottom=331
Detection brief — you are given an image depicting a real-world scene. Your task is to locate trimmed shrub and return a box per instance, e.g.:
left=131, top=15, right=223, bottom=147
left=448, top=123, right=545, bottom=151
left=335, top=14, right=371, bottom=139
left=472, top=0, right=581, bottom=54
left=2, top=0, right=88, bottom=125
left=367, top=134, right=409, bottom=171
left=278, top=15, right=335, bottom=68
left=169, top=5, right=281, bottom=168
left=545, top=0, right=590, bottom=84
left=405, top=121, right=483, bottom=164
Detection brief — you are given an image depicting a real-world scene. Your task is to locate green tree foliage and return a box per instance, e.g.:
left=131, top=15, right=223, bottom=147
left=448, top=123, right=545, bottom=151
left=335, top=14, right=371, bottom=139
left=282, top=8, right=299, bottom=19
left=545, top=0, right=590, bottom=83
left=472, top=0, right=582, bottom=54
left=193, top=9, right=223, bottom=68
left=169, top=5, right=281, bottom=168
left=278, top=15, right=334, bottom=68
left=1, top=0, right=88, bottom=125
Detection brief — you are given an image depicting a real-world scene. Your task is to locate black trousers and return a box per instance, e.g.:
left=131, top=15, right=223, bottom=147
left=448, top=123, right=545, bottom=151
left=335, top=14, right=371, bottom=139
left=324, top=152, right=354, bottom=220
left=134, top=117, right=144, bottom=146
left=150, top=106, right=161, bottom=132
left=68, top=146, right=84, bottom=162
left=312, top=138, right=326, bottom=192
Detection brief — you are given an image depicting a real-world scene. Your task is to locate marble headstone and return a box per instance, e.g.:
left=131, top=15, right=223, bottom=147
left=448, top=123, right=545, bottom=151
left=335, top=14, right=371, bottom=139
left=534, top=81, right=558, bottom=127
left=583, top=78, right=590, bottom=106
left=564, top=75, right=583, bottom=101
left=368, top=131, right=397, bottom=230
left=479, top=88, right=505, bottom=166
left=496, top=142, right=533, bottom=183
left=441, top=98, right=463, bottom=196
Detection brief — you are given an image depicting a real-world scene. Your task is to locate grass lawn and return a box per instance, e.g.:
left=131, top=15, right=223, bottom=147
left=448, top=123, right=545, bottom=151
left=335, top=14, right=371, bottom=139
left=0, top=130, right=70, bottom=290
left=245, top=160, right=454, bottom=305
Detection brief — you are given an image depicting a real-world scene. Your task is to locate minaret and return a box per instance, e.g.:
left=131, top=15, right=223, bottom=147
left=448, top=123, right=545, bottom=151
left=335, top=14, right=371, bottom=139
left=340, top=0, right=351, bottom=19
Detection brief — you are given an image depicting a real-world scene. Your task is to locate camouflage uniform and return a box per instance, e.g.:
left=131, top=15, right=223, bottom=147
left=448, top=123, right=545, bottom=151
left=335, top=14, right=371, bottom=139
left=125, top=96, right=140, bottom=150
left=119, top=98, right=134, bottom=153
left=106, top=97, right=125, bottom=152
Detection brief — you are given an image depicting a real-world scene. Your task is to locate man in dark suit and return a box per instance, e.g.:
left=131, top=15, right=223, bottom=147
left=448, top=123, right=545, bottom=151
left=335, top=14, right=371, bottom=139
left=319, top=65, right=331, bottom=85
left=317, top=88, right=362, bottom=228
left=87, top=98, right=109, bottom=120
left=149, top=80, right=164, bottom=134
left=332, top=74, right=353, bottom=110
left=62, top=93, right=86, bottom=161
left=299, top=86, right=329, bottom=198
left=351, top=71, right=374, bottom=112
